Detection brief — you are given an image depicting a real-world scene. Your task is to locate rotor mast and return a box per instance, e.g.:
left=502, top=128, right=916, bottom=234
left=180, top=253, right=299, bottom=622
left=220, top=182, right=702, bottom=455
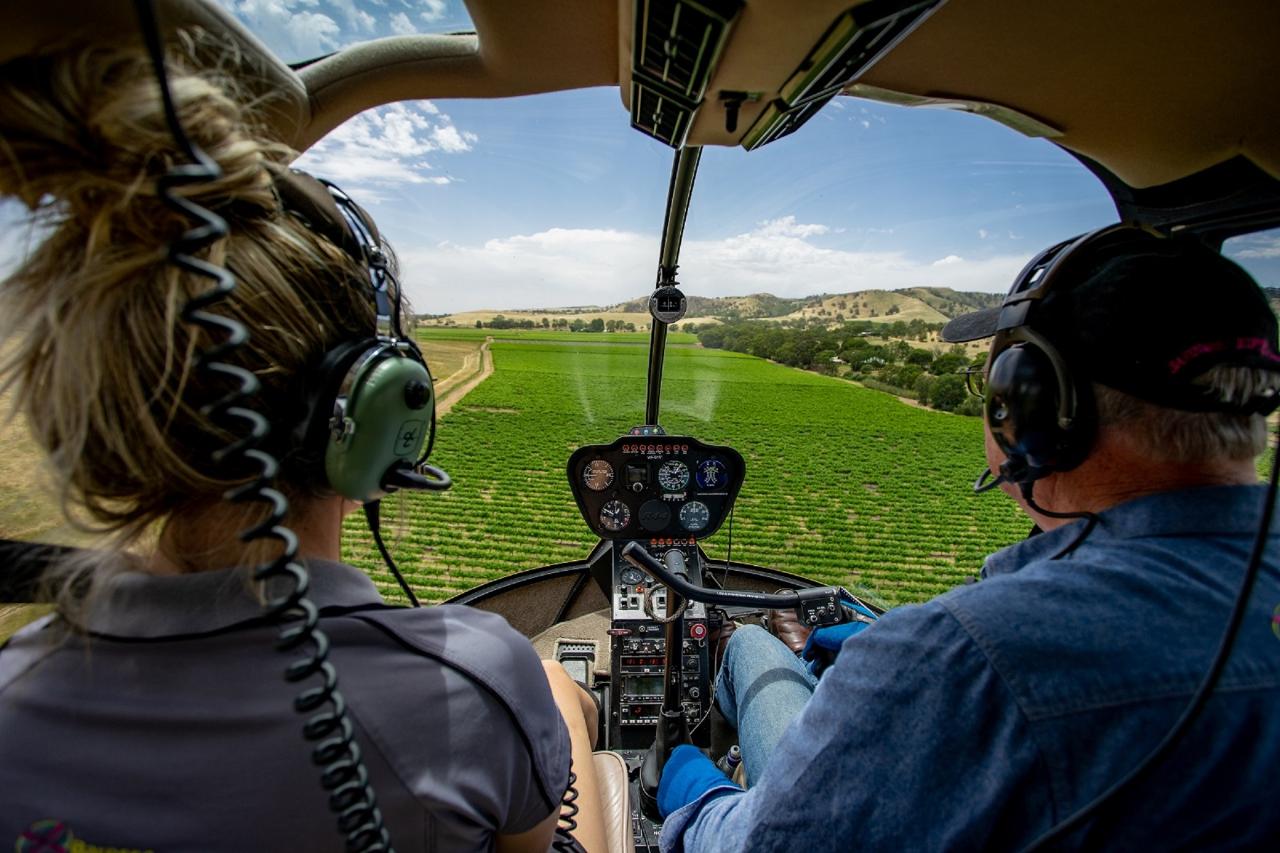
left=644, top=146, right=702, bottom=427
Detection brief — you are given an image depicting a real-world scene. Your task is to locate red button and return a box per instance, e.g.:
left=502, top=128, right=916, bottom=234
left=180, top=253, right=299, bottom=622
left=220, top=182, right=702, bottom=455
left=689, top=623, right=707, bottom=640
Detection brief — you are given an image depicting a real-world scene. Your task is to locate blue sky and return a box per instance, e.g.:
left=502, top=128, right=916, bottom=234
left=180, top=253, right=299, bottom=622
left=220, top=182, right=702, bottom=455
left=1, top=0, right=1276, bottom=313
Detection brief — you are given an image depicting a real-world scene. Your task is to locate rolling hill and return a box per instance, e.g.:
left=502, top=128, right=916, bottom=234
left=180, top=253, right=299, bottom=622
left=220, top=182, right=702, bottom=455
left=424, top=287, right=1007, bottom=329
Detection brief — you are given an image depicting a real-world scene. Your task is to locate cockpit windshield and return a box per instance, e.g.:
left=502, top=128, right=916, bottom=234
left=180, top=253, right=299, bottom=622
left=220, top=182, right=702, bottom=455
left=1, top=2, right=1276, bottom=611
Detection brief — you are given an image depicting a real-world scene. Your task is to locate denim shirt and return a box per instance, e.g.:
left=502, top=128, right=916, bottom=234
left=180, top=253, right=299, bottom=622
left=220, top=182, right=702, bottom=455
left=661, top=485, right=1280, bottom=851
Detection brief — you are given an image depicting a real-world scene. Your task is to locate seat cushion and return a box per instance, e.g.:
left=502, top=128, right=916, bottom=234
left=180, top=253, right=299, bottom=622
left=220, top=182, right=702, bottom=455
left=593, top=750, right=634, bottom=853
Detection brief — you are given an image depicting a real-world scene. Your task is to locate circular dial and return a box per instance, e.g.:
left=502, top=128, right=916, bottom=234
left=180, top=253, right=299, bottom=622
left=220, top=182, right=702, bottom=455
left=695, top=458, right=728, bottom=490
left=599, top=500, right=631, bottom=532
left=582, top=459, right=614, bottom=491
left=679, top=500, right=711, bottom=532
left=649, top=285, right=687, bottom=323
left=657, top=460, right=690, bottom=492
left=637, top=499, right=672, bottom=532
left=620, top=567, right=645, bottom=585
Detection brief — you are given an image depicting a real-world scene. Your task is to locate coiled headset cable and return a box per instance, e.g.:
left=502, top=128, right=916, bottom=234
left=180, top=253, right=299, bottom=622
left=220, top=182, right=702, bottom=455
left=133, top=2, right=392, bottom=849
left=551, top=766, right=581, bottom=852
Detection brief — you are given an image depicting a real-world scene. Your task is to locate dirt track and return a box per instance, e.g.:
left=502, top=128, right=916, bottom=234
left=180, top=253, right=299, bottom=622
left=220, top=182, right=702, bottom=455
left=435, top=337, right=494, bottom=417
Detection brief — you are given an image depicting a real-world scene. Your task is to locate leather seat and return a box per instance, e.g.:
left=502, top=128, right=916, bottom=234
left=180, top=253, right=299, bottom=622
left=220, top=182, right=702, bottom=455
left=768, top=606, right=813, bottom=654
left=593, top=750, right=635, bottom=853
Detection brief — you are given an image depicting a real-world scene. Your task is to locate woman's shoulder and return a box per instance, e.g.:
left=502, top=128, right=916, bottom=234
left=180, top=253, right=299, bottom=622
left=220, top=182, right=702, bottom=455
left=340, top=602, right=543, bottom=688
left=329, top=603, right=571, bottom=826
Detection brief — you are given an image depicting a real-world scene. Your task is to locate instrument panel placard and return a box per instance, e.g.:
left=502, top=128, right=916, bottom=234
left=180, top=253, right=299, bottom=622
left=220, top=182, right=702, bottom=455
left=566, top=436, right=745, bottom=540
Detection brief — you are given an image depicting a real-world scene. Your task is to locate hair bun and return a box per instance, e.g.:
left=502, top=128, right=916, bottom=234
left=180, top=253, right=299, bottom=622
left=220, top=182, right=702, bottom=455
left=0, top=38, right=289, bottom=247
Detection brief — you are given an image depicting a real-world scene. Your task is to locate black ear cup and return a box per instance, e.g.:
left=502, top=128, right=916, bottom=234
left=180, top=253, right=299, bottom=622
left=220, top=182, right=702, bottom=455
left=986, top=340, right=1093, bottom=484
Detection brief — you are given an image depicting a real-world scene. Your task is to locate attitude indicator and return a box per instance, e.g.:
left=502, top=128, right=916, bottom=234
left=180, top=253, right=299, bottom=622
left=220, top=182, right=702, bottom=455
left=696, top=458, right=728, bottom=490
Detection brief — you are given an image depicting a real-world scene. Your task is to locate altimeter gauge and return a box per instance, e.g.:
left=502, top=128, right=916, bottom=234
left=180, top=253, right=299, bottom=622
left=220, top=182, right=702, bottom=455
left=657, top=459, right=690, bottom=491
left=583, top=459, right=614, bottom=491
left=600, top=500, right=631, bottom=532
left=679, top=500, right=710, bottom=532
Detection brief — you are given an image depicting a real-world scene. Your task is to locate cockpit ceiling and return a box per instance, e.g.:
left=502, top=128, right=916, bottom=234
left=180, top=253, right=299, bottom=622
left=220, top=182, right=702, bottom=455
left=3, top=0, right=1278, bottom=192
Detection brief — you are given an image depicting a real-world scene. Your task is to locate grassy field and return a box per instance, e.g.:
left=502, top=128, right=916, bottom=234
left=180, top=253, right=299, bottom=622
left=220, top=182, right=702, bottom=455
left=344, top=330, right=1029, bottom=606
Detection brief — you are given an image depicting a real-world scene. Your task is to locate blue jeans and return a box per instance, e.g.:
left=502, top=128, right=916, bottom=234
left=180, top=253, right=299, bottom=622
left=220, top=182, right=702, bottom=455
left=714, top=624, right=817, bottom=784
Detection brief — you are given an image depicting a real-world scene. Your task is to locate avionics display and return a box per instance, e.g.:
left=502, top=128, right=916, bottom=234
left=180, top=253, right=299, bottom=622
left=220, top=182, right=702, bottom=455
left=566, top=435, right=745, bottom=540
left=622, top=675, right=665, bottom=696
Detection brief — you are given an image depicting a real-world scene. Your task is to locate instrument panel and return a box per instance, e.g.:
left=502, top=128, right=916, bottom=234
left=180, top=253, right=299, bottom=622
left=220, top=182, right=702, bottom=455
left=566, top=436, right=745, bottom=540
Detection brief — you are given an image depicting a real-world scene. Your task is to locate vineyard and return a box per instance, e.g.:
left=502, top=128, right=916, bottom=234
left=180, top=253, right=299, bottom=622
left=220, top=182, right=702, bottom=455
left=344, top=330, right=1030, bottom=607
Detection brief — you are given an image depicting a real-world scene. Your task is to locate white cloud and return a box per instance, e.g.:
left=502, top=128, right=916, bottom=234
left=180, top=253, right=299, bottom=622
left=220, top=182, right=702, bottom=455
left=389, top=11, right=416, bottom=35
left=430, top=124, right=478, bottom=153
left=294, top=102, right=476, bottom=194
left=751, top=215, right=829, bottom=239
left=330, top=0, right=375, bottom=32
left=398, top=228, right=654, bottom=313
left=418, top=0, right=448, bottom=22
left=224, top=0, right=340, bottom=58
left=978, top=228, right=990, bottom=239
left=1227, top=233, right=1280, bottom=260
left=395, top=217, right=1031, bottom=314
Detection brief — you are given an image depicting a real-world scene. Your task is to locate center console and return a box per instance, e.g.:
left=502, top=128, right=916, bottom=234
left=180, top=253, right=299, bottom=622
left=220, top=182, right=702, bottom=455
left=567, top=431, right=746, bottom=849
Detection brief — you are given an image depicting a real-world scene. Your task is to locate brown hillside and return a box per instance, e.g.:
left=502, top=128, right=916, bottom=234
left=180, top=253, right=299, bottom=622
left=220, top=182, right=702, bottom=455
left=777, top=291, right=948, bottom=324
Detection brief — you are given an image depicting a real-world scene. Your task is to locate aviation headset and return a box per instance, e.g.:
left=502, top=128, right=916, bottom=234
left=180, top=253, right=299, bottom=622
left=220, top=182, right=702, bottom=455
left=273, top=168, right=446, bottom=503
left=980, top=223, right=1217, bottom=487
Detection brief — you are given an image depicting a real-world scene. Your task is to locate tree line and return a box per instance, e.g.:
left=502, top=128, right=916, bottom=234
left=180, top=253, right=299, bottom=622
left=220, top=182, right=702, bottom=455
left=696, top=319, right=984, bottom=415
left=476, top=315, right=640, bottom=332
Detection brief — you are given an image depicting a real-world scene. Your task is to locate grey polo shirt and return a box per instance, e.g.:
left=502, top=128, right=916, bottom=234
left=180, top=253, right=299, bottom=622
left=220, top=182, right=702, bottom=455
left=0, top=559, right=570, bottom=852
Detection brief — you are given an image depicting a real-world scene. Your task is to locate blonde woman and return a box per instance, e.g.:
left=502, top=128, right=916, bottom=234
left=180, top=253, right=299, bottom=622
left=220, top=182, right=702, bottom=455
left=0, top=37, right=606, bottom=853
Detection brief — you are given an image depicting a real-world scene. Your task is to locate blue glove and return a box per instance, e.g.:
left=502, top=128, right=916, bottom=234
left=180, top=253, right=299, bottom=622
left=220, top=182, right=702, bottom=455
left=801, top=600, right=878, bottom=676
left=657, top=744, right=742, bottom=818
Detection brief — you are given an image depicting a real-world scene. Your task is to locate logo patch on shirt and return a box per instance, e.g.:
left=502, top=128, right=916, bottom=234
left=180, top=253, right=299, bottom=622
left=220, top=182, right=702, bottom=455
left=15, top=819, right=153, bottom=853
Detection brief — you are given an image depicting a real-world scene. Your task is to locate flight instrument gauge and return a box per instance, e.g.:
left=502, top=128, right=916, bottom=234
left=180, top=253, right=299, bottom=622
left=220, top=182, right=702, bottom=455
left=679, top=500, right=711, bottom=532
left=620, top=566, right=645, bottom=585
left=600, top=500, right=631, bottom=532
left=658, top=459, right=690, bottom=491
left=696, top=458, right=728, bottom=489
left=583, top=459, right=614, bottom=491
left=648, top=285, right=687, bottom=324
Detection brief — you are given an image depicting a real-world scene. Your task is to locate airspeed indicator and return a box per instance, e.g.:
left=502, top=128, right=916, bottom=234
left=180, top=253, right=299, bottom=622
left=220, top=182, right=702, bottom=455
left=658, top=460, right=690, bottom=491
left=679, top=501, right=710, bottom=532
left=583, top=459, right=614, bottom=491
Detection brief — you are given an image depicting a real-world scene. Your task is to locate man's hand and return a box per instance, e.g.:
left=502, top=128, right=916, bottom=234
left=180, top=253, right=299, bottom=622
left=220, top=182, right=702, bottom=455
left=801, top=599, right=878, bottom=676
left=657, top=744, right=742, bottom=818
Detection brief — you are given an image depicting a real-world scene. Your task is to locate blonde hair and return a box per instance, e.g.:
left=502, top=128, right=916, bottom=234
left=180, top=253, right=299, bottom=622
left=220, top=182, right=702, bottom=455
left=0, top=36, right=396, bottom=587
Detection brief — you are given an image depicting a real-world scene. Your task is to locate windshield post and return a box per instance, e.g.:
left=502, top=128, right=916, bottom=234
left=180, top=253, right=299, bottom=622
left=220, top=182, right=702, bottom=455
left=645, top=146, right=702, bottom=426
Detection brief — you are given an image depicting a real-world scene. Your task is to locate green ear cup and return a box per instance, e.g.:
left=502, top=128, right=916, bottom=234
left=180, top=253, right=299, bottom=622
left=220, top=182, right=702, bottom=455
left=325, top=352, right=433, bottom=503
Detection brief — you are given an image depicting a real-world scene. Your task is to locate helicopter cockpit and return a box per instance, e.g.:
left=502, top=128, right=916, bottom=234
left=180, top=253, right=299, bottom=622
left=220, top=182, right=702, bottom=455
left=2, top=1, right=1279, bottom=851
